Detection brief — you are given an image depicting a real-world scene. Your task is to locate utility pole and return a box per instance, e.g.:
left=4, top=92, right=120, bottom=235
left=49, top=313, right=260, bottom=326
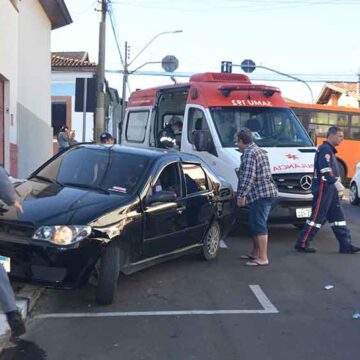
left=120, top=41, right=128, bottom=127
left=120, top=30, right=183, bottom=126
left=94, top=0, right=107, bottom=142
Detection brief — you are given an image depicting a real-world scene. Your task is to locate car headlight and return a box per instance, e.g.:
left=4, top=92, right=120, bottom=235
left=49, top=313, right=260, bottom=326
left=32, top=225, right=92, bottom=245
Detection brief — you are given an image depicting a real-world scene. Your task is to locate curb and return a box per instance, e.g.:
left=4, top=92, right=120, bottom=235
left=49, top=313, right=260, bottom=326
left=0, top=285, right=44, bottom=352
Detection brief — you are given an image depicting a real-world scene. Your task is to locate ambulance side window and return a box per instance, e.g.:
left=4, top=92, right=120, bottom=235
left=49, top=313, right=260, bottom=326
left=188, top=109, right=204, bottom=144
left=125, top=111, right=149, bottom=143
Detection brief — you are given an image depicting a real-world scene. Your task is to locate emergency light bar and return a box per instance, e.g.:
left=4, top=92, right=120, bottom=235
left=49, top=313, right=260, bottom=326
left=190, top=72, right=250, bottom=83
left=218, top=86, right=279, bottom=98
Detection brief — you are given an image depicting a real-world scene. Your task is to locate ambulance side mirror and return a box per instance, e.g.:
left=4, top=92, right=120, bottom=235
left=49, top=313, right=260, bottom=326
left=193, top=130, right=211, bottom=151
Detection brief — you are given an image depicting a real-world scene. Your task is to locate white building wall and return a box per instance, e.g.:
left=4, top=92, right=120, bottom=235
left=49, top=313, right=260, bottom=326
left=16, top=0, right=53, bottom=177
left=0, top=0, right=19, bottom=170
left=52, top=71, right=95, bottom=142
left=337, top=93, right=359, bottom=108
left=18, top=0, right=51, bottom=122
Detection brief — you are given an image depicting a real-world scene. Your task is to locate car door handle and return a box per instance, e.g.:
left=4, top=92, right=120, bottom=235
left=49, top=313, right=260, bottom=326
left=176, top=206, right=186, bottom=214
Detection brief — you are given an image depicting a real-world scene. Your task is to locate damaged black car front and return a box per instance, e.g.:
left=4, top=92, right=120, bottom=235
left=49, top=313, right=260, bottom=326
left=0, top=145, right=150, bottom=304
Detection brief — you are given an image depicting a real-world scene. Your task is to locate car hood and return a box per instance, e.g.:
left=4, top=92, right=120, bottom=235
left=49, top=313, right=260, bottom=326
left=0, top=180, right=132, bottom=226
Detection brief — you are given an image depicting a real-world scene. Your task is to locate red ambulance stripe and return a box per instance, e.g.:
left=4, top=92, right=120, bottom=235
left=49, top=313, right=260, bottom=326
left=301, top=179, right=324, bottom=246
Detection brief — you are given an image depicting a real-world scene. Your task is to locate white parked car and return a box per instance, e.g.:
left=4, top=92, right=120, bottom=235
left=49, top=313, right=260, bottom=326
left=350, top=161, right=360, bottom=205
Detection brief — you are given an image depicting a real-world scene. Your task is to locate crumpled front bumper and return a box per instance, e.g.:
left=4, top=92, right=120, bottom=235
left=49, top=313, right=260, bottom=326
left=0, top=235, right=103, bottom=288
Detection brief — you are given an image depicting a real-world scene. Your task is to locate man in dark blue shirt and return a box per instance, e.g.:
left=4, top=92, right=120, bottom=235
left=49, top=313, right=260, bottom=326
left=295, top=126, right=360, bottom=254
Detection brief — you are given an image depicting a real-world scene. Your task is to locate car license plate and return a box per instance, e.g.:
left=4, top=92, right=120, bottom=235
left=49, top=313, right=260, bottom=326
left=296, top=208, right=311, bottom=218
left=0, top=256, right=11, bottom=272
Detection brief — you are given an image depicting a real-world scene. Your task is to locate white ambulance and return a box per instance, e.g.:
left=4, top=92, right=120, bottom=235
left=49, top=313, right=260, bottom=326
left=121, top=72, right=316, bottom=225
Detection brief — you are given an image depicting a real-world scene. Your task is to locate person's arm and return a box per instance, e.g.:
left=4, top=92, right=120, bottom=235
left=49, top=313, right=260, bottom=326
left=318, top=148, right=338, bottom=184
left=0, top=168, right=23, bottom=212
left=237, top=150, right=256, bottom=199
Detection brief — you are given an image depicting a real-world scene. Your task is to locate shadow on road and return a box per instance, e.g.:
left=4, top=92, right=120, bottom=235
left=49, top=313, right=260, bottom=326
left=0, top=339, right=47, bottom=360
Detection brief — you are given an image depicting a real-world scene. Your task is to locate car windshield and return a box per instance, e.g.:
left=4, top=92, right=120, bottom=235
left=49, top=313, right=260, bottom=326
left=210, top=106, right=313, bottom=148
left=34, top=147, right=150, bottom=195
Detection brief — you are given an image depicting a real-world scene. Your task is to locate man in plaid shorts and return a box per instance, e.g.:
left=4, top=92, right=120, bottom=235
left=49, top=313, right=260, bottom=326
left=236, top=128, right=278, bottom=266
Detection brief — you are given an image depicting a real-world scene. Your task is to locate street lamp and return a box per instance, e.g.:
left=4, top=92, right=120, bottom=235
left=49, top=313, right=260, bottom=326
left=236, top=59, right=314, bottom=103
left=120, top=30, right=183, bottom=125
left=256, top=65, right=314, bottom=103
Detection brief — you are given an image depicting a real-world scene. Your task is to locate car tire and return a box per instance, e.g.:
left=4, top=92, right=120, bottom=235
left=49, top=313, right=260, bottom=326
left=349, top=183, right=360, bottom=205
left=96, top=241, right=121, bottom=305
left=200, top=220, right=221, bottom=261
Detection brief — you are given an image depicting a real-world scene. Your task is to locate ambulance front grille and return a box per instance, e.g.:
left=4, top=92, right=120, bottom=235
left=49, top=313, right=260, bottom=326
left=272, top=173, right=313, bottom=194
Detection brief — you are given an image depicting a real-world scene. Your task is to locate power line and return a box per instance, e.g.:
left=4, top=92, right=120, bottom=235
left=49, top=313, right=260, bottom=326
left=107, top=1, right=124, bottom=66
left=105, top=69, right=359, bottom=83
left=109, top=0, right=360, bottom=14
left=107, top=1, right=131, bottom=93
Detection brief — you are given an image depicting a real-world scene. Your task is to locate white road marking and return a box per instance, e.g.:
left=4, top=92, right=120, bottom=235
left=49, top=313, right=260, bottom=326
left=32, top=285, right=278, bottom=320
left=249, top=285, right=278, bottom=313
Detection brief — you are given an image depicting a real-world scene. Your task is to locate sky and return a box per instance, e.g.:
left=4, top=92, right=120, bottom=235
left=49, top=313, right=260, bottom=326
left=52, top=0, right=360, bottom=103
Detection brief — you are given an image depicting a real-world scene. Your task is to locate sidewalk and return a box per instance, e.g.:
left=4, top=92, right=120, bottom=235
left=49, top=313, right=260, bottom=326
left=0, top=284, right=43, bottom=353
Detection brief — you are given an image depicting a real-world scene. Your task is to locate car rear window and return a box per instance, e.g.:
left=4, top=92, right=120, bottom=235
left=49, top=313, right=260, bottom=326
left=36, top=147, right=150, bottom=195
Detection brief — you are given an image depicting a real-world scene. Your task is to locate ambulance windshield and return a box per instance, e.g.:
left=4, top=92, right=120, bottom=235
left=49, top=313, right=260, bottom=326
left=210, top=106, right=313, bottom=148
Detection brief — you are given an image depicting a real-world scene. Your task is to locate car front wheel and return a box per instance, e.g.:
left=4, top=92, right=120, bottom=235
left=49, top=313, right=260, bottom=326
left=96, top=241, right=121, bottom=305
left=350, top=183, right=360, bottom=205
left=200, top=221, right=221, bottom=261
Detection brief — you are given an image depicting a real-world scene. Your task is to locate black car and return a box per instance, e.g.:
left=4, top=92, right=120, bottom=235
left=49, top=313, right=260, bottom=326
left=0, top=145, right=234, bottom=304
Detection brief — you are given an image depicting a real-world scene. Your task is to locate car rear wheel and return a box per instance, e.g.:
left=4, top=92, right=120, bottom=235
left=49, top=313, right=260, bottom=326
left=96, top=241, right=121, bottom=305
left=200, top=221, right=221, bottom=261
left=350, top=183, right=360, bottom=205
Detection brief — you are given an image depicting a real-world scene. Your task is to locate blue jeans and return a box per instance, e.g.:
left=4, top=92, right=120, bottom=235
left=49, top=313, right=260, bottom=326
left=0, top=265, right=17, bottom=313
left=248, top=198, right=275, bottom=236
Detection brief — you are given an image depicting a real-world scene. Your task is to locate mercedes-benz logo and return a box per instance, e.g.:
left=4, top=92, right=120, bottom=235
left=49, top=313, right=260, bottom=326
left=300, top=175, right=312, bottom=191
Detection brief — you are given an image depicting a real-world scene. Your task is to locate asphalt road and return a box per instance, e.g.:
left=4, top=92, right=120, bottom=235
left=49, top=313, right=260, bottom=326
left=2, top=202, right=360, bottom=360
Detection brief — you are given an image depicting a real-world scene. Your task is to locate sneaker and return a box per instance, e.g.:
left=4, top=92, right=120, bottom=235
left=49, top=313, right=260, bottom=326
left=6, top=311, right=26, bottom=338
left=294, top=245, right=316, bottom=253
left=339, top=245, right=360, bottom=254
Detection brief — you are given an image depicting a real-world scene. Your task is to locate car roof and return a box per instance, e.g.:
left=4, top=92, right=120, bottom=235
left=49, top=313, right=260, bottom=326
left=76, top=144, right=204, bottom=164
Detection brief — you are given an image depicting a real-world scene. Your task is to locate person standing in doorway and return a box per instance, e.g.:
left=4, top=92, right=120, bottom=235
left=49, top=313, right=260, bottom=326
left=69, top=130, right=78, bottom=146
left=0, top=167, right=26, bottom=338
left=236, top=128, right=278, bottom=266
left=294, top=126, right=360, bottom=253
left=57, top=125, right=70, bottom=152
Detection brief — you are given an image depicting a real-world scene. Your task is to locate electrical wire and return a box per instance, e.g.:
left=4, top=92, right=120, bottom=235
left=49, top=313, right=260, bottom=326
left=109, top=0, right=360, bottom=14
left=107, top=1, right=124, bottom=66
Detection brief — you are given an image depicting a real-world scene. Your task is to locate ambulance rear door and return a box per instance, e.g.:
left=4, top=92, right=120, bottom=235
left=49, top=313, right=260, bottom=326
left=121, top=106, right=153, bottom=148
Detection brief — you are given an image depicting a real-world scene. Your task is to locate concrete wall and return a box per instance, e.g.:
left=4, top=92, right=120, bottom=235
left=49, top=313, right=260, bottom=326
left=17, top=0, right=53, bottom=177
left=17, top=103, right=53, bottom=177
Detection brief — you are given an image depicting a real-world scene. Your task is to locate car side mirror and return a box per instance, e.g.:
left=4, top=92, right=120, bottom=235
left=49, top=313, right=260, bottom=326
left=145, top=190, right=177, bottom=205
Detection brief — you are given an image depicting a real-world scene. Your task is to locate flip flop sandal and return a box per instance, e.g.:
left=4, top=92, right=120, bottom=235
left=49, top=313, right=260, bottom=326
left=240, top=254, right=256, bottom=260
left=245, top=260, right=269, bottom=266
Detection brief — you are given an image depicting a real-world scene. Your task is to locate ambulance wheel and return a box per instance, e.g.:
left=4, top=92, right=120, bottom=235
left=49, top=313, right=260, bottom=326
left=96, top=241, right=120, bottom=305
left=200, top=221, right=221, bottom=261
left=350, top=183, right=360, bottom=205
